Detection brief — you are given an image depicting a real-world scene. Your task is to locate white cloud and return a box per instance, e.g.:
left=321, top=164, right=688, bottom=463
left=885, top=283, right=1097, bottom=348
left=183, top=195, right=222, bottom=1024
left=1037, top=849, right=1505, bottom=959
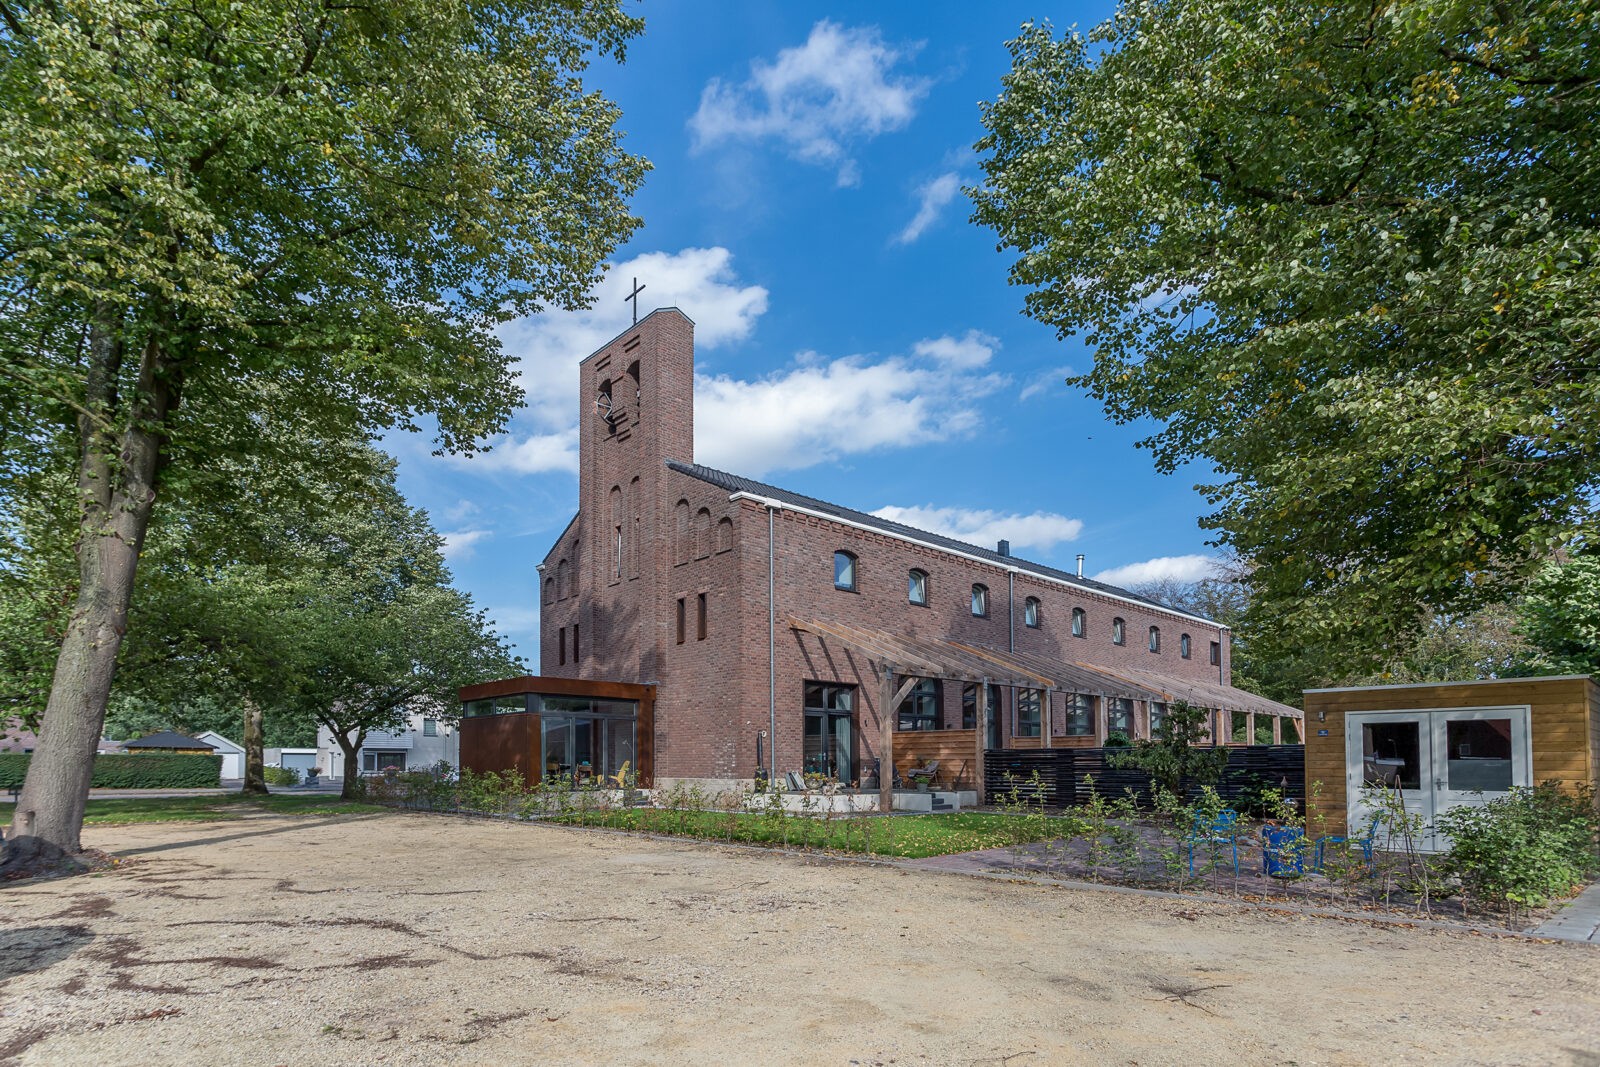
left=911, top=329, right=995, bottom=369
left=458, top=247, right=768, bottom=475
left=895, top=172, right=962, bottom=244
left=441, top=529, right=491, bottom=561
left=1018, top=365, right=1074, bottom=401
left=869, top=505, right=1084, bottom=553
left=1093, top=554, right=1224, bottom=587
left=690, top=21, right=929, bottom=186
left=695, top=337, right=1006, bottom=476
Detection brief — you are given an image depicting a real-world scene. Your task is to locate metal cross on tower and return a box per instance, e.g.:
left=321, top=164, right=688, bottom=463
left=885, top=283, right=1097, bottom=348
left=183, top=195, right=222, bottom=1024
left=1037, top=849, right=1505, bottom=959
left=624, top=277, right=646, bottom=325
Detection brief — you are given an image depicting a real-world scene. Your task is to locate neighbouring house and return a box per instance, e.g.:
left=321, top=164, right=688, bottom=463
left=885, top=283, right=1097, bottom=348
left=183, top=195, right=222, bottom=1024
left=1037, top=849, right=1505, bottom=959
left=460, top=308, right=1300, bottom=801
left=123, top=731, right=217, bottom=755
left=1, top=718, right=38, bottom=754
left=316, top=708, right=459, bottom=779
left=1303, top=675, right=1600, bottom=850
left=265, top=748, right=319, bottom=778
left=193, top=731, right=246, bottom=780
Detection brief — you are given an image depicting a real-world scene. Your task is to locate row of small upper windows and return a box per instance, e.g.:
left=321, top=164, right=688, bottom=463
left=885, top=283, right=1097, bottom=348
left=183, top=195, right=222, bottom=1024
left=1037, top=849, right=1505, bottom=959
left=834, top=551, right=1210, bottom=659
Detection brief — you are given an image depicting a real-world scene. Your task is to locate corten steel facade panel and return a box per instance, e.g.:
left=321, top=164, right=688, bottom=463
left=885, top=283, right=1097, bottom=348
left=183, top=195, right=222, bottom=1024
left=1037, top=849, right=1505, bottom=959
left=458, top=712, right=540, bottom=788
left=520, top=308, right=1282, bottom=787
left=457, top=677, right=655, bottom=787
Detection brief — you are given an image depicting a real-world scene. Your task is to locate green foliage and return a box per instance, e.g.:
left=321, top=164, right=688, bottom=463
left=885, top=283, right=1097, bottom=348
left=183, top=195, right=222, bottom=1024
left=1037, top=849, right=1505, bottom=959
left=1107, top=701, right=1230, bottom=797
left=1515, top=556, right=1600, bottom=677
left=1437, top=783, right=1600, bottom=911
left=0, top=753, right=221, bottom=789
left=974, top=2, right=1600, bottom=673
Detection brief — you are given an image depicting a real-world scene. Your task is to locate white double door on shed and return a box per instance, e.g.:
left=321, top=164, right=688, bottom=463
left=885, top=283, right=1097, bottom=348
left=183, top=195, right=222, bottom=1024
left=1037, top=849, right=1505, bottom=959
left=1344, top=705, right=1531, bottom=852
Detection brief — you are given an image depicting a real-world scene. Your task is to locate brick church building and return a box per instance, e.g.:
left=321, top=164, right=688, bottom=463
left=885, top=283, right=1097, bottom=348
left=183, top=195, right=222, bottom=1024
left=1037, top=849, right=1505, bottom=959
left=460, top=307, right=1299, bottom=794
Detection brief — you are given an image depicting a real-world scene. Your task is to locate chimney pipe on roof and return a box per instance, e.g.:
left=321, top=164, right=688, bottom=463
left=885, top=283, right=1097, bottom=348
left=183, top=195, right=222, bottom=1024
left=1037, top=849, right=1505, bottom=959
left=1076, top=554, right=1085, bottom=577
left=997, top=539, right=1010, bottom=557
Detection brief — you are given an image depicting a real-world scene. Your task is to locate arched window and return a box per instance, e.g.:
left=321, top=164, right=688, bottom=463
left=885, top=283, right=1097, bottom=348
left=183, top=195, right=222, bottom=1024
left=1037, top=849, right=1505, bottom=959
left=715, top=517, right=734, bottom=553
left=694, top=508, right=712, bottom=560
left=556, top=558, right=570, bottom=600
left=908, top=569, right=928, bottom=606
left=1112, top=617, right=1125, bottom=645
left=543, top=576, right=554, bottom=606
left=626, top=360, right=641, bottom=422
left=596, top=378, right=615, bottom=431
left=834, top=550, right=857, bottom=591
left=629, top=476, right=642, bottom=577
left=1071, top=607, right=1085, bottom=638
left=674, top=500, right=690, bottom=565
left=1148, top=626, right=1161, bottom=653
left=609, top=485, right=623, bottom=580
left=1180, top=633, right=1192, bottom=659
left=971, top=583, right=989, bottom=617
left=1023, top=597, right=1041, bottom=628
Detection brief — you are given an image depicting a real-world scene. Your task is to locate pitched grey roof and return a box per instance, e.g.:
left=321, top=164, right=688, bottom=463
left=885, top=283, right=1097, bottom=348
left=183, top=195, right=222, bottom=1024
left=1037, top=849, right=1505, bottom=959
left=667, top=460, right=1216, bottom=625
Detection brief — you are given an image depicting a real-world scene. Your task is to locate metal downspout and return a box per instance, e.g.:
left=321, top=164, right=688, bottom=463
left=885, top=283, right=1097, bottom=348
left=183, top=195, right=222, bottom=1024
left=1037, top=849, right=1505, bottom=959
left=767, top=504, right=777, bottom=780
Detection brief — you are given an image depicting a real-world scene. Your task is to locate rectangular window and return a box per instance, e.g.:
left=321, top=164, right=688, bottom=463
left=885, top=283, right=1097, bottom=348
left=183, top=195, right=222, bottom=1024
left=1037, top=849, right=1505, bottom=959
left=1063, top=694, right=1094, bottom=736
left=558, top=626, right=567, bottom=665
left=422, top=718, right=438, bottom=738
left=572, top=623, right=580, bottom=663
left=1210, top=641, right=1221, bottom=666
left=897, top=678, right=941, bottom=731
left=1015, top=688, right=1042, bottom=738
left=961, top=684, right=977, bottom=730
left=1148, top=702, right=1167, bottom=736
left=1108, top=698, right=1134, bottom=738
left=361, top=750, right=406, bottom=774
left=696, top=592, right=707, bottom=640
left=676, top=598, right=686, bottom=644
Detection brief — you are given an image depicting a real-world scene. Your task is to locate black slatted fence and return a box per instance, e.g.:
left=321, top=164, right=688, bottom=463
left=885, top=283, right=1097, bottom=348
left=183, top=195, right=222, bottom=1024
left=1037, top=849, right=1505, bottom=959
left=983, top=745, right=1305, bottom=811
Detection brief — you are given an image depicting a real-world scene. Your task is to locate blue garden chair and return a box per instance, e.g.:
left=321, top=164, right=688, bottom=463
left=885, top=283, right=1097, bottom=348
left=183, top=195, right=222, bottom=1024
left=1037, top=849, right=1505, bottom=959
left=1187, top=809, right=1240, bottom=876
left=1314, top=813, right=1382, bottom=872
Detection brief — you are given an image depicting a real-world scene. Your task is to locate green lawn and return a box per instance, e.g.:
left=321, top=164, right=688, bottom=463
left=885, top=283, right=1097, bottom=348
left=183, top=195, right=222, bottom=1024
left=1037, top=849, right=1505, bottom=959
left=557, top=808, right=1061, bottom=859
left=66, top=793, right=386, bottom=826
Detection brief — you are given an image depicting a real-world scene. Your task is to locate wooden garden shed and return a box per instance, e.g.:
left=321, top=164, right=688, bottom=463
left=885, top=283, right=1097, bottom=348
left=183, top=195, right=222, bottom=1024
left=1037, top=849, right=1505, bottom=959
left=1302, top=676, right=1600, bottom=849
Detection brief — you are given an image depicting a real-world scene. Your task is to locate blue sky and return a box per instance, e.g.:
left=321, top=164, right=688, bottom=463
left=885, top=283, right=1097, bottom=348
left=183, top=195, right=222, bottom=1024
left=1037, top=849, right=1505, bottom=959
left=389, top=1, right=1225, bottom=664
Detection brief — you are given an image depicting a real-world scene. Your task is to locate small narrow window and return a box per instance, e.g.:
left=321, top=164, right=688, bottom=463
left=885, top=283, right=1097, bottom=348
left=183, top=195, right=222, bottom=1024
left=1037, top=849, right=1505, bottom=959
left=1148, top=626, right=1161, bottom=653
left=1071, top=607, right=1085, bottom=638
left=676, top=598, right=686, bottom=644
left=1149, top=702, right=1167, bottom=736
left=1112, top=617, right=1125, bottom=645
left=1209, top=641, right=1221, bottom=666
left=971, top=583, right=989, bottom=617
left=696, top=592, right=707, bottom=640
left=716, top=517, right=733, bottom=553
left=834, top=551, right=857, bottom=591
left=558, top=626, right=567, bottom=665
left=961, top=683, right=978, bottom=729
left=543, top=576, right=554, bottom=605
left=422, top=718, right=438, bottom=738
left=908, top=568, right=928, bottom=606
left=572, top=624, right=579, bottom=662
left=614, top=525, right=623, bottom=579
left=1180, top=634, right=1192, bottom=659
left=1023, top=597, right=1041, bottom=628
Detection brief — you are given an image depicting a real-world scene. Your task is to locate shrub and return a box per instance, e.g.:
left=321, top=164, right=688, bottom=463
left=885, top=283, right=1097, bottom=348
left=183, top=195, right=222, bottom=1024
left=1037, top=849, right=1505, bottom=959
left=1437, top=783, right=1600, bottom=912
left=263, top=766, right=301, bottom=786
left=0, top=752, right=223, bottom=789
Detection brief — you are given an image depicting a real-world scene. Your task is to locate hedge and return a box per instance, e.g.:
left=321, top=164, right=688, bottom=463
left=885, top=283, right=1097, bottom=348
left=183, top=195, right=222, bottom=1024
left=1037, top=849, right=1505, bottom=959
left=0, top=753, right=222, bottom=790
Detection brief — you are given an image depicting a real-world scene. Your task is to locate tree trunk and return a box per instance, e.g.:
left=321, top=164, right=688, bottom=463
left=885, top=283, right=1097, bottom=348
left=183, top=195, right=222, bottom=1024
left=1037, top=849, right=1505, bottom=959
left=240, top=696, right=268, bottom=795
left=338, top=732, right=364, bottom=799
left=7, top=316, right=174, bottom=858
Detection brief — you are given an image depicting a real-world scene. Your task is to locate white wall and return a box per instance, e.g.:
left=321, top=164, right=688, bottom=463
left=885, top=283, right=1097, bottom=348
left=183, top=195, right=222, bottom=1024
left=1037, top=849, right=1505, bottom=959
left=317, top=709, right=459, bottom=779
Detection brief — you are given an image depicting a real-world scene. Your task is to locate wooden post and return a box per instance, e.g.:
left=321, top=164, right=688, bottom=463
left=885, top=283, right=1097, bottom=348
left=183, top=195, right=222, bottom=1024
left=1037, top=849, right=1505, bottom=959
left=975, top=676, right=990, bottom=803
left=1246, top=711, right=1257, bottom=745
left=1042, top=689, right=1053, bottom=750
left=879, top=663, right=895, bottom=814
left=1272, top=714, right=1283, bottom=745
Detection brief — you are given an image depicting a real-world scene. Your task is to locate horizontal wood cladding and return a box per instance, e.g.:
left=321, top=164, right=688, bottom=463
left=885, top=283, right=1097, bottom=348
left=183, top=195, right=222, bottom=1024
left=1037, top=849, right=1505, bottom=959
left=892, top=729, right=978, bottom=790
left=1302, top=677, right=1598, bottom=837
left=459, top=675, right=655, bottom=703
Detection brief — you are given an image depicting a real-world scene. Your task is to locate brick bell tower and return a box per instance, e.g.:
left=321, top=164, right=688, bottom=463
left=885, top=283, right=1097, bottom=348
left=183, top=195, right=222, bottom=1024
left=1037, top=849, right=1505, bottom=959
left=572, top=308, right=695, bottom=681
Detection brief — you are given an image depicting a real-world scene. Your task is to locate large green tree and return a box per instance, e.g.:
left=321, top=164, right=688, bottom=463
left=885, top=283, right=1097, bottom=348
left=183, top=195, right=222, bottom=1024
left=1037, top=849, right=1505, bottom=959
left=974, top=1, right=1599, bottom=675
left=1515, top=555, right=1600, bottom=677
left=1, top=0, right=646, bottom=858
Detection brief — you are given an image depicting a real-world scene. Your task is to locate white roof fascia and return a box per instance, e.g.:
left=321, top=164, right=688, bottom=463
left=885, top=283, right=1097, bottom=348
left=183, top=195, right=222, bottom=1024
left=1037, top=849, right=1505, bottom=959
left=727, top=491, right=1226, bottom=631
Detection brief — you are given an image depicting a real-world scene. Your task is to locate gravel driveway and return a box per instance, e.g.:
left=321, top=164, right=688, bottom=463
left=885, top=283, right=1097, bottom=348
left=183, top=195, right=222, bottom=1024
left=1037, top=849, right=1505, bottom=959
left=2, top=810, right=1597, bottom=1066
